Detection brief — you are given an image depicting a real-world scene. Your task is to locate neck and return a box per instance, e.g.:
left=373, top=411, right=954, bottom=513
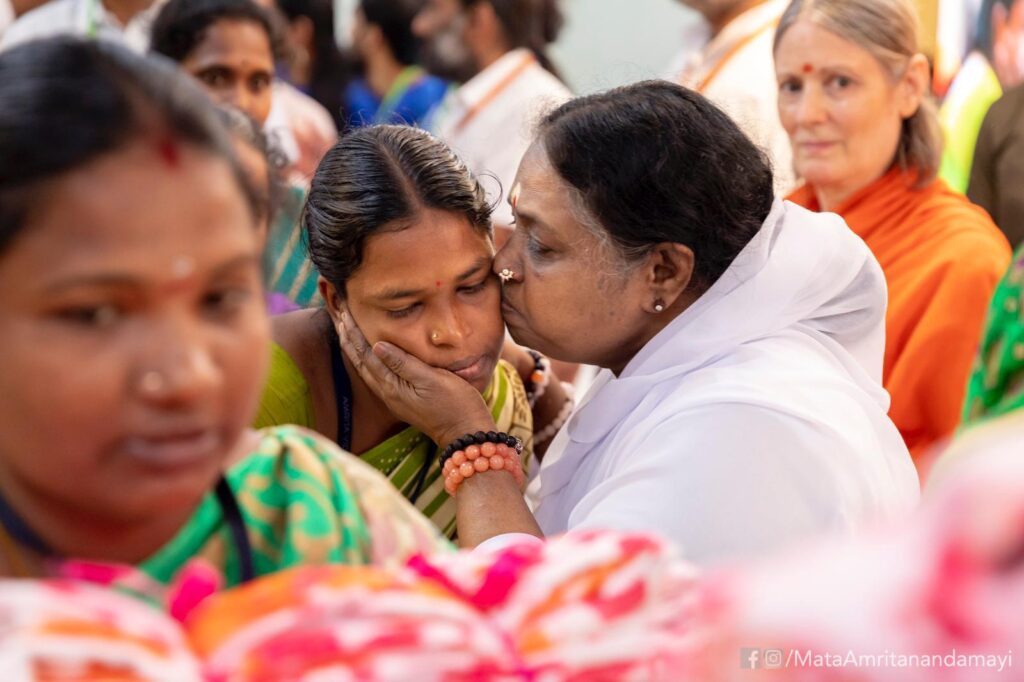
left=289, top=59, right=313, bottom=89
left=366, top=50, right=406, bottom=99
left=474, top=40, right=513, bottom=75
left=0, top=476, right=202, bottom=566
left=606, top=294, right=696, bottom=376
left=102, top=0, right=150, bottom=26
left=708, top=0, right=766, bottom=36
left=313, top=311, right=405, bottom=452
left=341, top=353, right=408, bottom=452
left=812, top=178, right=873, bottom=213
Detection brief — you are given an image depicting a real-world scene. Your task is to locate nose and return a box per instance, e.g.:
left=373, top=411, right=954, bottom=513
left=134, top=319, right=220, bottom=407
left=794, top=85, right=828, bottom=126
left=493, top=234, right=520, bottom=283
left=428, top=302, right=470, bottom=348
left=221, top=83, right=255, bottom=121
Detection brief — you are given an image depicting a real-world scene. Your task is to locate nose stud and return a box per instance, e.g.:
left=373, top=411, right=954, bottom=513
left=498, top=268, right=517, bottom=284
left=139, top=370, right=166, bottom=394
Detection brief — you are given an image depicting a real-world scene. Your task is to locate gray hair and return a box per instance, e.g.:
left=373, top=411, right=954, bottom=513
left=774, top=0, right=943, bottom=185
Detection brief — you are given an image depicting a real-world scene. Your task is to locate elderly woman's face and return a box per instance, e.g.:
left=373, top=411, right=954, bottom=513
left=775, top=20, right=921, bottom=197
left=494, top=144, right=654, bottom=370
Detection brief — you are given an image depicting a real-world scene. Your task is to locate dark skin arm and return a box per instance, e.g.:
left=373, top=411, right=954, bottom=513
left=336, top=307, right=543, bottom=548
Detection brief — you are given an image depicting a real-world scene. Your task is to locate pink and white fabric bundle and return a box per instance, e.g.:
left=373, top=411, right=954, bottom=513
left=0, top=579, right=201, bottom=681
left=691, top=422, right=1024, bottom=681
left=188, top=530, right=703, bottom=681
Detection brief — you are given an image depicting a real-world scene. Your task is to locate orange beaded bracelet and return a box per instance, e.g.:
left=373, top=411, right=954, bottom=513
left=442, top=442, right=524, bottom=496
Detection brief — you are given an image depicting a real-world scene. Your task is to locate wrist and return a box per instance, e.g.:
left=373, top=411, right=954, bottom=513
left=434, top=416, right=497, bottom=450
left=440, top=432, right=526, bottom=496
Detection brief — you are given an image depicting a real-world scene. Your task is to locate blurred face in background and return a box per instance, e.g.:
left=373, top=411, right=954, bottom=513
left=180, top=18, right=276, bottom=125
left=775, top=19, right=926, bottom=207
left=991, top=0, right=1024, bottom=86
left=413, top=0, right=478, bottom=82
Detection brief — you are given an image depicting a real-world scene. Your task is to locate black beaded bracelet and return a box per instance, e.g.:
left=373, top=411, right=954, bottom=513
left=439, top=431, right=523, bottom=467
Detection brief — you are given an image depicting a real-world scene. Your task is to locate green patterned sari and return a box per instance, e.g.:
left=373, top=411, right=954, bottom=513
left=255, top=343, right=533, bottom=538
left=0, top=427, right=448, bottom=588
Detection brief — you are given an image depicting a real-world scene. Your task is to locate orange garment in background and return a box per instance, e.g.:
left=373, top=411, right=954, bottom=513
left=789, top=168, right=1010, bottom=467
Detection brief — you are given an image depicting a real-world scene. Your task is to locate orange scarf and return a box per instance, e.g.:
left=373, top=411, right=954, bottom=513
left=789, top=168, right=1010, bottom=469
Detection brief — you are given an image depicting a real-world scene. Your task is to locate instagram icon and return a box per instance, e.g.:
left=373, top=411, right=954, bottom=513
left=764, top=649, right=785, bottom=668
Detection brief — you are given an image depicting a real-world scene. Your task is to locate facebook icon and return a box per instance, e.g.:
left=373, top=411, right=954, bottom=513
left=741, top=648, right=761, bottom=669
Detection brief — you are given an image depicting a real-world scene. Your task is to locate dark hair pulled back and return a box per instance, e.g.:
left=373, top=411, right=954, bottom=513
left=537, top=80, right=774, bottom=292
left=0, top=37, right=254, bottom=255
left=305, top=125, right=492, bottom=296
left=150, top=0, right=286, bottom=64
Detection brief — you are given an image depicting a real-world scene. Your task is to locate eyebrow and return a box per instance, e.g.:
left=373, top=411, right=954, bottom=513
left=43, top=254, right=259, bottom=294
left=370, top=255, right=492, bottom=302
left=513, top=206, right=551, bottom=233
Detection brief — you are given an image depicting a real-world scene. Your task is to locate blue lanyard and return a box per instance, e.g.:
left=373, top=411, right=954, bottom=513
left=0, top=476, right=255, bottom=583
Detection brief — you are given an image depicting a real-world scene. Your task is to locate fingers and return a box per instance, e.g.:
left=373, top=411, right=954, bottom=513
left=336, top=306, right=395, bottom=394
left=373, top=341, right=446, bottom=389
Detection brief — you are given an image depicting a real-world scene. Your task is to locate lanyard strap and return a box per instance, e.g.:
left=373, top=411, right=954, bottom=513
left=329, top=330, right=355, bottom=453
left=376, top=66, right=427, bottom=123
left=695, top=17, right=779, bottom=93
left=214, top=477, right=255, bottom=583
left=452, top=52, right=536, bottom=135
left=0, top=475, right=255, bottom=583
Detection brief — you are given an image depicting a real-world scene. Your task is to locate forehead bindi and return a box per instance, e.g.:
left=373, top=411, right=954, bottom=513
left=156, top=137, right=181, bottom=168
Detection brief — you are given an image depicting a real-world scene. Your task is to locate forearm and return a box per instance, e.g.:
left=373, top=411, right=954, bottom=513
left=455, top=470, right=543, bottom=548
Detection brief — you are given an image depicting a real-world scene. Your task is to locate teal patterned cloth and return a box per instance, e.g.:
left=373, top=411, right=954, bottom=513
left=265, top=184, right=321, bottom=308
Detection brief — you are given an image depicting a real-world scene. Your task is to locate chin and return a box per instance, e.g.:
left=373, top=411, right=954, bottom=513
left=472, top=355, right=501, bottom=394
left=796, top=163, right=841, bottom=188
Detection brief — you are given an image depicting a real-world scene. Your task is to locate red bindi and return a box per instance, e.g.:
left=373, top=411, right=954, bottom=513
left=802, top=63, right=814, bottom=74
left=156, top=137, right=180, bottom=167
left=435, top=280, right=443, bottom=288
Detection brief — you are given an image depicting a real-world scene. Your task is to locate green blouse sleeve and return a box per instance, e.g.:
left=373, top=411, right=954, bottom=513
left=254, top=343, right=316, bottom=430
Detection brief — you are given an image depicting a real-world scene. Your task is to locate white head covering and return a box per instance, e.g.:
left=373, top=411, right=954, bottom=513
left=530, top=199, right=919, bottom=564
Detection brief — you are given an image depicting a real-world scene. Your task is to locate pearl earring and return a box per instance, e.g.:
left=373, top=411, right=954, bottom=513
left=654, top=300, right=665, bottom=313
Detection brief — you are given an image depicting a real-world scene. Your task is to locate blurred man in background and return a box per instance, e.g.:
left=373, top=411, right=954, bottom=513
left=668, top=0, right=795, bottom=194
left=414, top=0, right=570, bottom=233
left=1, top=0, right=164, bottom=51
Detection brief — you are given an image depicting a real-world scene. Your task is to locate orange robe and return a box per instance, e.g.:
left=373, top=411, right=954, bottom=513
left=789, top=169, right=1010, bottom=467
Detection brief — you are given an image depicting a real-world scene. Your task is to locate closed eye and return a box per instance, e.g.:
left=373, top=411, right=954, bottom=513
left=386, top=302, right=421, bottom=319
left=459, top=277, right=491, bottom=294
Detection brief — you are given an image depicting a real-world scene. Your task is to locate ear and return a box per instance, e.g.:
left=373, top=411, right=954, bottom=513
left=319, top=276, right=345, bottom=324
left=467, top=1, right=501, bottom=42
left=642, top=242, right=695, bottom=313
left=289, top=15, right=315, bottom=51
left=897, top=53, right=929, bottom=119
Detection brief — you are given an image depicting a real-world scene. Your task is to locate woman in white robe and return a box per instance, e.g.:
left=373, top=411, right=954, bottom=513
left=336, top=80, right=920, bottom=565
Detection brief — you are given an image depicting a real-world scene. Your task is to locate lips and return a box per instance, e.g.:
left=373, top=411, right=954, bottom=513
left=121, top=428, right=221, bottom=469
left=448, top=355, right=488, bottom=382
left=798, top=140, right=838, bottom=153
